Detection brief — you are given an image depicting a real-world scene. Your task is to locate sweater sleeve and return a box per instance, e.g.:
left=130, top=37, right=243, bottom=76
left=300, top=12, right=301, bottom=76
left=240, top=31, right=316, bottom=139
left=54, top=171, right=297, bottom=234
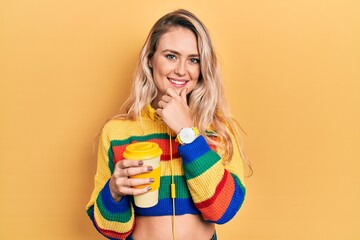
left=86, top=123, right=135, bottom=239
left=178, top=135, right=246, bottom=224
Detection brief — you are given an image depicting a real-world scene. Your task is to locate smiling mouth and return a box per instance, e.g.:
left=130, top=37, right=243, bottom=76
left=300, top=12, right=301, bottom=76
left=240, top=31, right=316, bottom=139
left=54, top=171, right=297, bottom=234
left=168, top=78, right=188, bottom=87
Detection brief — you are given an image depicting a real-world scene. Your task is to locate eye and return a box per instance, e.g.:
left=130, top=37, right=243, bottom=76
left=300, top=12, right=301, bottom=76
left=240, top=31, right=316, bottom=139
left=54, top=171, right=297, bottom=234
left=190, top=58, right=200, bottom=64
left=166, top=54, right=176, bottom=60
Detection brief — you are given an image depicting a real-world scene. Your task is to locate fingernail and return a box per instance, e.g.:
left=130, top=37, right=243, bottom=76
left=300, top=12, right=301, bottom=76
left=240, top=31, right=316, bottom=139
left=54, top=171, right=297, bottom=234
left=147, top=166, right=153, bottom=171
left=147, top=186, right=152, bottom=191
left=149, top=178, right=154, bottom=183
left=138, top=160, right=144, bottom=166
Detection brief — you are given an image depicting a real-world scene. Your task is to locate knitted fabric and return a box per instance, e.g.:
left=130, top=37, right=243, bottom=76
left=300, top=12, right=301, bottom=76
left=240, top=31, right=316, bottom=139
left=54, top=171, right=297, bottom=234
left=86, top=106, right=246, bottom=239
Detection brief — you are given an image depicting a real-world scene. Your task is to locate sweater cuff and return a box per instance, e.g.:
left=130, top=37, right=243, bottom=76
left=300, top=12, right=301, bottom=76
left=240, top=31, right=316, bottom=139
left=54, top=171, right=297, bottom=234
left=99, top=180, right=132, bottom=214
left=178, top=135, right=212, bottom=164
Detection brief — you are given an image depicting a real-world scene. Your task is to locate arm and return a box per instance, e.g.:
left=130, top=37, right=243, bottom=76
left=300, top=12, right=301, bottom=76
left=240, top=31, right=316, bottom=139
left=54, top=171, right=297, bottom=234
left=179, top=135, right=246, bottom=224
left=155, top=87, right=246, bottom=223
left=86, top=123, right=135, bottom=239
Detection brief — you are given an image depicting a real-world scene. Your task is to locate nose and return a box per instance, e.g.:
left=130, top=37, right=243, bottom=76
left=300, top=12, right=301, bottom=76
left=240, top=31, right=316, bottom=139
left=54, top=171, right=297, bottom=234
left=175, top=60, right=186, bottom=76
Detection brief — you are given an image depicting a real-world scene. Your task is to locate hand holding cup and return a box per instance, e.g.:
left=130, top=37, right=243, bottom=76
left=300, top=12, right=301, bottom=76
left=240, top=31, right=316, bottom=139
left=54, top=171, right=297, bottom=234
left=110, top=142, right=162, bottom=208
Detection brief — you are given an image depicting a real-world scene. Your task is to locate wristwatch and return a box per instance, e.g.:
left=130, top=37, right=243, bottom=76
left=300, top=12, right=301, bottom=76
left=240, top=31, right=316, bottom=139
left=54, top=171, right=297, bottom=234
left=176, top=127, right=200, bottom=145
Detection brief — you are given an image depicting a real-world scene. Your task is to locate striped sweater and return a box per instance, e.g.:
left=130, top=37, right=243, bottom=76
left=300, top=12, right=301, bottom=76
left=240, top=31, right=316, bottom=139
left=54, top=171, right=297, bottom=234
left=86, top=107, right=246, bottom=239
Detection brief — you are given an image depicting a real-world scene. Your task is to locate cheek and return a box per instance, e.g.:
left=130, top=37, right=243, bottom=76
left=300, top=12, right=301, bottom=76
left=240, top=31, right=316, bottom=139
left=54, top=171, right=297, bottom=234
left=190, top=66, right=201, bottom=80
left=153, top=59, right=173, bottom=76
left=152, top=65, right=166, bottom=84
left=188, top=69, right=200, bottom=90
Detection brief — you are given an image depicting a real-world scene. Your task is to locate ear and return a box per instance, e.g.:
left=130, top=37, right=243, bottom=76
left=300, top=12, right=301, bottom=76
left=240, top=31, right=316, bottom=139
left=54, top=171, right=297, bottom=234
left=148, top=59, right=153, bottom=68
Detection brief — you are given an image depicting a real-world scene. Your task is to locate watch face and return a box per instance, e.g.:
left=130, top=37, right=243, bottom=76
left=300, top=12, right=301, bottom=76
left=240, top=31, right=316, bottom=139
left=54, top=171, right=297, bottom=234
left=180, top=128, right=196, bottom=144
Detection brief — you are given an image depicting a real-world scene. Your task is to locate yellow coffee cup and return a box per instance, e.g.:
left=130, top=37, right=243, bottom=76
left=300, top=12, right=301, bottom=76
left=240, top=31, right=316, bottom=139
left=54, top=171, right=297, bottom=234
left=123, top=142, right=162, bottom=208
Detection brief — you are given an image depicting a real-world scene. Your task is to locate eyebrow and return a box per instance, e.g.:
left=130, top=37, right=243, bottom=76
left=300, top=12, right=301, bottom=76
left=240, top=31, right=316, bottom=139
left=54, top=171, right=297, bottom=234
left=162, top=49, right=199, bottom=58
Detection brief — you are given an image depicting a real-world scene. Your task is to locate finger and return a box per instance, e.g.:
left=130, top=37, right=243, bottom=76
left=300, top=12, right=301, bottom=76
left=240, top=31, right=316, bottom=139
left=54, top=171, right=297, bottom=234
left=117, top=159, right=144, bottom=169
left=161, top=94, right=172, bottom=103
left=180, top=88, right=188, bottom=104
left=113, top=160, right=143, bottom=177
left=118, top=185, right=152, bottom=196
left=126, top=177, right=154, bottom=187
left=156, top=108, right=162, bottom=116
left=166, top=87, right=178, bottom=97
left=158, top=100, right=166, bottom=109
left=121, top=165, right=153, bottom=178
left=113, top=161, right=152, bottom=178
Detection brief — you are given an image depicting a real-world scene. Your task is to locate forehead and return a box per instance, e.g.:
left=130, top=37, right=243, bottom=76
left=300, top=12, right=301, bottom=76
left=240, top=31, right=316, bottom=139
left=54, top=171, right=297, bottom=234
left=157, top=27, right=199, bottom=54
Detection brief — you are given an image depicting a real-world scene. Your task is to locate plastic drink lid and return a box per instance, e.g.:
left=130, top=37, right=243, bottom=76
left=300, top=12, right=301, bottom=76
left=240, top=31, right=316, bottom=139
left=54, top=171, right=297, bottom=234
left=123, top=142, right=163, bottom=160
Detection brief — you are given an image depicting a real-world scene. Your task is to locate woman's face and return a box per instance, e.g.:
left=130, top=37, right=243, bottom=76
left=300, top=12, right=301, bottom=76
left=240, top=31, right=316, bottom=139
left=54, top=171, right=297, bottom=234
left=150, top=27, right=201, bottom=101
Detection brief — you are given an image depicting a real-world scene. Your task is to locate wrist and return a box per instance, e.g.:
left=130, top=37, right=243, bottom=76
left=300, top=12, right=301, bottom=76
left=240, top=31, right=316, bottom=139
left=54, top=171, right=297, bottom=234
left=109, top=177, right=122, bottom=202
left=176, top=127, right=200, bottom=145
left=174, top=118, right=194, bottom=135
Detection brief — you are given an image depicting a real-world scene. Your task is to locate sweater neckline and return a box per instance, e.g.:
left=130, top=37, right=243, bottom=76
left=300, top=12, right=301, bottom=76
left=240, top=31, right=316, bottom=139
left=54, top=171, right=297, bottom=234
left=144, top=104, right=162, bottom=121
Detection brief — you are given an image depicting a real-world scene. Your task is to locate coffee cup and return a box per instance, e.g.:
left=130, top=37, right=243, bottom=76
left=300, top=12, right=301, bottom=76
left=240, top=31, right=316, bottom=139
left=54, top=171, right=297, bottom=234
left=123, top=142, right=162, bottom=208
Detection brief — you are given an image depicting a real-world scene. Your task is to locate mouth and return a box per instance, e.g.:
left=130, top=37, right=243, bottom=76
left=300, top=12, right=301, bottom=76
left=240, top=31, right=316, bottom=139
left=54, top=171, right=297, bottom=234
left=168, top=78, right=188, bottom=88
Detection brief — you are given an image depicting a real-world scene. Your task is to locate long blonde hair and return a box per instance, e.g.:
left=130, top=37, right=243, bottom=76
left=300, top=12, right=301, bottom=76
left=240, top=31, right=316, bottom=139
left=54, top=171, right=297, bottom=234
left=113, top=9, right=251, bottom=174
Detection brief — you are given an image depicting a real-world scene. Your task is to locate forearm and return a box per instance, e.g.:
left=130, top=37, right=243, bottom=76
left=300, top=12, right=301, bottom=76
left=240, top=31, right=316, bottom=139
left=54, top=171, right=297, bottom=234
left=87, top=180, right=135, bottom=239
left=179, top=135, right=246, bottom=224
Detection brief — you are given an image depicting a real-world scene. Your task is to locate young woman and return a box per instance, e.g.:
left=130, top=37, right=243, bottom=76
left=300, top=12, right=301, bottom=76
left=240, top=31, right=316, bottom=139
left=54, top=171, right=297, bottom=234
left=86, top=9, right=248, bottom=240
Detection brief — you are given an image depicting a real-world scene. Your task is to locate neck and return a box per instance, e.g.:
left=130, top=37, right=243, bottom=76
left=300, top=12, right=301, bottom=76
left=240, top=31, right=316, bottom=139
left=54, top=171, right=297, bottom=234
left=151, top=95, right=161, bottom=109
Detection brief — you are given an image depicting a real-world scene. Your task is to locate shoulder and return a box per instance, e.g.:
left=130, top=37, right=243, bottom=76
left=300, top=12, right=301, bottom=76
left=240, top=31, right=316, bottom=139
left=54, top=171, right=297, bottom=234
left=101, top=118, right=136, bottom=140
left=103, top=118, right=130, bottom=130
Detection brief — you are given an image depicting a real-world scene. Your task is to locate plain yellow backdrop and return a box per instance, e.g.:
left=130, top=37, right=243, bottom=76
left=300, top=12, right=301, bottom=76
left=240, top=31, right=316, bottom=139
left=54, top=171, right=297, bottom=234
left=1, top=0, right=359, bottom=239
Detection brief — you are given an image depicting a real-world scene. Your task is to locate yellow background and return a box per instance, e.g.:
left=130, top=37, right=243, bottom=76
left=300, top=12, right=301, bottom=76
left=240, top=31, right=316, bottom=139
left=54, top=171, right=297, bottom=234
left=1, top=0, right=359, bottom=239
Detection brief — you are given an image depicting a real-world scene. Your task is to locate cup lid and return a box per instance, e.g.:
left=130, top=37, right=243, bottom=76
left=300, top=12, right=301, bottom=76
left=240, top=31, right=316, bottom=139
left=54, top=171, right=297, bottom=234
left=123, top=142, right=162, bottom=160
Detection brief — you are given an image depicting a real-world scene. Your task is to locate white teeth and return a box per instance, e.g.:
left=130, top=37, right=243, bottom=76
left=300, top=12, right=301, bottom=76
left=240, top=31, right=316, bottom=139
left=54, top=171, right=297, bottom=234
left=169, top=79, right=186, bottom=85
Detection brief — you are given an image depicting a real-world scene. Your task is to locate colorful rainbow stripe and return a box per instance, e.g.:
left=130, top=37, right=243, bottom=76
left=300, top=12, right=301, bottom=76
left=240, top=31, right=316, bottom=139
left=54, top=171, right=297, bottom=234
left=86, top=117, right=246, bottom=239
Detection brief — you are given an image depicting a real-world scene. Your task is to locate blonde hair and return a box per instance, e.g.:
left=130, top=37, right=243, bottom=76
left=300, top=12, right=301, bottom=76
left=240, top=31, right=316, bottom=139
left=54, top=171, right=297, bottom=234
left=113, top=9, right=251, bottom=174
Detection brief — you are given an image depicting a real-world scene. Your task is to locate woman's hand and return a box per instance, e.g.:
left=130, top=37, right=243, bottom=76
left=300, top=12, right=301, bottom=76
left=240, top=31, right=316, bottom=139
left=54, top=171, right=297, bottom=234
left=109, top=160, right=154, bottom=202
left=156, top=88, right=194, bottom=134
